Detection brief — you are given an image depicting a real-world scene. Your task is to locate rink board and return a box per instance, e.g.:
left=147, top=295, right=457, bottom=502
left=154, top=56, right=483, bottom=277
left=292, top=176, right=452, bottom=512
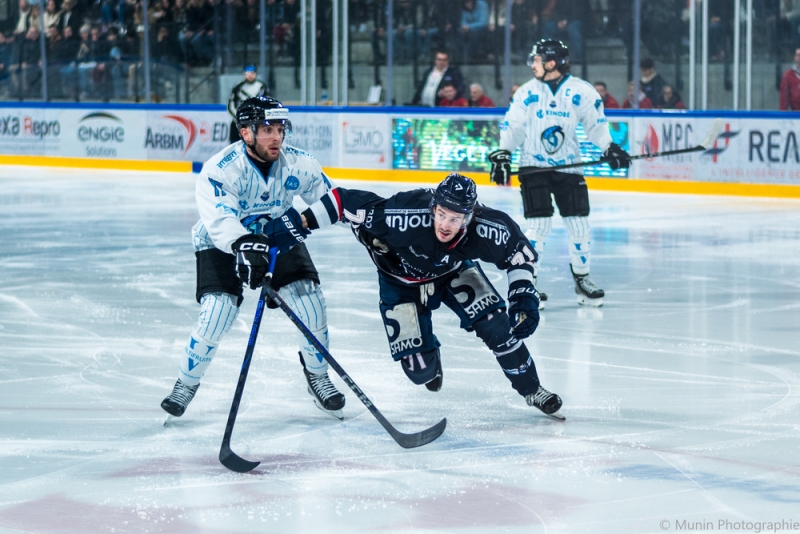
left=1, top=104, right=799, bottom=197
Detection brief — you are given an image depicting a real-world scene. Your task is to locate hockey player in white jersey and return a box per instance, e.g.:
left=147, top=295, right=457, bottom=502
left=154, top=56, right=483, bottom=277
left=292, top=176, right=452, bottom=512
left=161, top=96, right=346, bottom=421
left=488, top=39, right=631, bottom=308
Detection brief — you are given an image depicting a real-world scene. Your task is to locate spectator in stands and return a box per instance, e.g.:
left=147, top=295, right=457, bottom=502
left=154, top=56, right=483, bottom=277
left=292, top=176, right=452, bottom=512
left=594, top=81, right=619, bottom=108
left=541, top=0, right=587, bottom=61
left=184, top=0, right=213, bottom=66
left=658, top=85, right=685, bottom=109
left=26, top=3, right=41, bottom=33
left=281, top=0, right=301, bottom=87
left=43, top=0, right=62, bottom=32
left=59, top=0, right=83, bottom=37
left=45, top=25, right=62, bottom=92
left=11, top=26, right=42, bottom=96
left=639, top=57, right=666, bottom=107
left=76, top=25, right=109, bottom=99
left=469, top=83, right=495, bottom=107
left=780, top=0, right=800, bottom=52
left=622, top=80, right=653, bottom=109
left=438, top=80, right=468, bottom=106
left=98, top=25, right=125, bottom=99
left=488, top=0, right=539, bottom=64
left=458, top=0, right=488, bottom=63
left=57, top=25, right=81, bottom=98
left=14, top=0, right=31, bottom=36
left=780, top=47, right=800, bottom=111
left=0, top=33, right=12, bottom=97
left=417, top=0, right=460, bottom=61
left=708, top=0, right=733, bottom=61
left=411, top=49, right=465, bottom=106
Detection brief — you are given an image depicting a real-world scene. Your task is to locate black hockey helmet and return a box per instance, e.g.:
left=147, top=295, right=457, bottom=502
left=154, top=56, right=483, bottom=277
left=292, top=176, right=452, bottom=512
left=235, top=96, right=292, bottom=136
left=431, top=173, right=478, bottom=225
left=527, top=39, right=570, bottom=70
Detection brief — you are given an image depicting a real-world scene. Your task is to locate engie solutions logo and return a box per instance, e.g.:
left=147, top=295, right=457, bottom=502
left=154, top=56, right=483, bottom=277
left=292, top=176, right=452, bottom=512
left=78, top=112, right=125, bottom=157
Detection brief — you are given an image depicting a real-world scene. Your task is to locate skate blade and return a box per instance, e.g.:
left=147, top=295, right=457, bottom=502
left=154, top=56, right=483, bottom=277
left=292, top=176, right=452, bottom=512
left=163, top=414, right=173, bottom=426
left=538, top=300, right=546, bottom=311
left=576, top=295, right=603, bottom=307
left=545, top=410, right=566, bottom=421
left=312, top=397, right=344, bottom=420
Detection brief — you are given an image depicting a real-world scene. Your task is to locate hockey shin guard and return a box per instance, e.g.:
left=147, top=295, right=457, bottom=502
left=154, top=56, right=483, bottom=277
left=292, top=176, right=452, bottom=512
left=180, top=292, right=240, bottom=385
left=473, top=312, right=540, bottom=396
left=525, top=217, right=552, bottom=275
left=280, top=280, right=329, bottom=375
left=563, top=216, right=591, bottom=276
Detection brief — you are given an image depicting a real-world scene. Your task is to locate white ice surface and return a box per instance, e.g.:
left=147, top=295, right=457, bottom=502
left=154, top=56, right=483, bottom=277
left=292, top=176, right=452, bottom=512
left=1, top=167, right=799, bottom=533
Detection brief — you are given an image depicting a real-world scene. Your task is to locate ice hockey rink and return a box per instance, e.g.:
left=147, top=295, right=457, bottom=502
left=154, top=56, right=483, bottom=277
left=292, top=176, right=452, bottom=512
left=1, top=166, right=799, bottom=534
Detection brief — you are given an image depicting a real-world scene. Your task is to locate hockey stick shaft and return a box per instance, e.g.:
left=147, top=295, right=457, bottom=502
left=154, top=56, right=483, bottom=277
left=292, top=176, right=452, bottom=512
left=218, top=249, right=279, bottom=473
left=514, top=118, right=724, bottom=175
left=263, top=282, right=447, bottom=449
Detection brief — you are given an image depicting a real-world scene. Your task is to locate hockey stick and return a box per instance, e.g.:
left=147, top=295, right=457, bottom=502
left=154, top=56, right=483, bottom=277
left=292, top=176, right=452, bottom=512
left=262, top=283, right=448, bottom=450
left=515, top=118, right=724, bottom=175
left=218, top=250, right=279, bottom=474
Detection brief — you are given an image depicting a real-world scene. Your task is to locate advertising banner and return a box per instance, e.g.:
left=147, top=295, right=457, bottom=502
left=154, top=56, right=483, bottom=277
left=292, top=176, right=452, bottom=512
left=340, top=114, right=390, bottom=168
left=0, top=107, right=62, bottom=156
left=143, top=110, right=230, bottom=162
left=289, top=111, right=338, bottom=167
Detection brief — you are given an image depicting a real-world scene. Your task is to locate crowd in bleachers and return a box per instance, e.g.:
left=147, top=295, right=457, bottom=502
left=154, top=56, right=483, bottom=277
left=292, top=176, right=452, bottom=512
left=1, top=0, right=799, bottom=105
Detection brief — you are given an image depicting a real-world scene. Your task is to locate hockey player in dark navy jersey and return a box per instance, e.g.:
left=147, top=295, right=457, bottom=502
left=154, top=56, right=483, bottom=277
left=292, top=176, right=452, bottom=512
left=298, top=173, right=565, bottom=420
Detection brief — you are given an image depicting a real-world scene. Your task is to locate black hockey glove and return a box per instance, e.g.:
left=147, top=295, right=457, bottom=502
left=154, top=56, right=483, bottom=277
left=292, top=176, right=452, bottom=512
left=488, top=149, right=512, bottom=186
left=231, top=234, right=272, bottom=290
left=603, top=142, right=632, bottom=170
left=507, top=280, right=540, bottom=339
left=263, top=207, right=311, bottom=253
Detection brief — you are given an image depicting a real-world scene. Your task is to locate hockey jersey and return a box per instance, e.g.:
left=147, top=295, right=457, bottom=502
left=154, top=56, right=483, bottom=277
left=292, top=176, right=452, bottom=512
left=193, top=142, right=333, bottom=254
left=499, top=74, right=613, bottom=173
left=304, top=188, right=537, bottom=287
left=227, top=80, right=269, bottom=118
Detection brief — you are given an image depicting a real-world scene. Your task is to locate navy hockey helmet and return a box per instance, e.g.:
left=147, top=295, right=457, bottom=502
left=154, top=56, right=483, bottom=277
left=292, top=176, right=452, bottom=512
left=527, top=39, right=570, bottom=70
left=235, top=96, right=292, bottom=136
left=431, top=173, right=478, bottom=225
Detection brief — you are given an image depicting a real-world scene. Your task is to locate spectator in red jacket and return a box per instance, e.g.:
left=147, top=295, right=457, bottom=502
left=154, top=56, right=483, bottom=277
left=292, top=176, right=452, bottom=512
left=594, top=81, right=619, bottom=109
left=622, top=80, right=653, bottom=109
left=438, top=81, right=469, bottom=107
left=780, top=48, right=800, bottom=111
left=469, top=83, right=495, bottom=107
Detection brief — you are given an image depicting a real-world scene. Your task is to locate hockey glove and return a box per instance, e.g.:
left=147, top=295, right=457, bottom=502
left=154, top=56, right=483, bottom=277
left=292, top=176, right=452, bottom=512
left=231, top=234, right=272, bottom=290
left=488, top=149, right=512, bottom=186
left=602, top=142, right=632, bottom=170
left=263, top=207, right=311, bottom=253
left=507, top=280, right=540, bottom=339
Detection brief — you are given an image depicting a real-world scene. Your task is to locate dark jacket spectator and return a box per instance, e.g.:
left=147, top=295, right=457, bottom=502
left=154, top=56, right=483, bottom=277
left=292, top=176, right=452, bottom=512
left=541, top=0, right=588, bottom=61
left=58, top=0, right=84, bottom=36
left=639, top=57, right=667, bottom=106
left=55, top=25, right=81, bottom=63
left=469, top=83, right=495, bottom=107
left=411, top=50, right=465, bottom=106
left=780, top=48, right=800, bottom=111
left=594, top=81, right=619, bottom=109
left=658, top=85, right=685, bottom=109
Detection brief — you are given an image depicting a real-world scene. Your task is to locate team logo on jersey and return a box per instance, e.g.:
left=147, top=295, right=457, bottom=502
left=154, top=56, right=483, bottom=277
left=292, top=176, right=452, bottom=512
left=572, top=94, right=581, bottom=106
left=260, top=191, right=270, bottom=201
left=239, top=200, right=249, bottom=210
left=536, top=109, right=544, bottom=119
left=284, top=175, right=300, bottom=190
left=541, top=126, right=566, bottom=154
left=476, top=218, right=510, bottom=246
left=594, top=99, right=602, bottom=110
left=549, top=101, right=557, bottom=108
left=523, top=93, right=539, bottom=106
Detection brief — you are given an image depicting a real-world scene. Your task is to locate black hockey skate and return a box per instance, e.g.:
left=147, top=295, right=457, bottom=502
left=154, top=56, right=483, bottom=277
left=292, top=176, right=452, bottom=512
left=571, top=265, right=604, bottom=307
left=526, top=386, right=565, bottom=421
left=425, top=359, right=443, bottom=392
left=300, top=353, right=345, bottom=420
left=533, top=276, right=547, bottom=310
left=161, top=378, right=200, bottom=419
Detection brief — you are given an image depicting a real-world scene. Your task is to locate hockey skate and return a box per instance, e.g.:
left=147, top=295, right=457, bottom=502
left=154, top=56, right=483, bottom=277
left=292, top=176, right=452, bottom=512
left=526, top=386, right=565, bottom=421
left=161, top=378, right=200, bottom=423
left=571, top=265, right=604, bottom=307
left=425, top=359, right=443, bottom=392
left=300, top=353, right=346, bottom=420
left=533, top=276, right=547, bottom=310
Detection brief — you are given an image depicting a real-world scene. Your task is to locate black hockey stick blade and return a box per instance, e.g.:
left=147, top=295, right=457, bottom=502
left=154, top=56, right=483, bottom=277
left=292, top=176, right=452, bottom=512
left=513, top=118, right=724, bottom=175
left=219, top=446, right=260, bottom=473
left=264, top=283, right=447, bottom=449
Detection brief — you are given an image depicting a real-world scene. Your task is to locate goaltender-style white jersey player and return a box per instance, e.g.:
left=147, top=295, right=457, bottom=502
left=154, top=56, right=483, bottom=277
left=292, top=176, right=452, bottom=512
left=160, top=96, right=347, bottom=421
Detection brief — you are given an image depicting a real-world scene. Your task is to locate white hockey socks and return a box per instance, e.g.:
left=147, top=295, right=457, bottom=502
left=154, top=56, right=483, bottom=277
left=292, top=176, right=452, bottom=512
left=525, top=217, right=552, bottom=275
left=179, top=292, right=239, bottom=386
left=279, top=280, right=330, bottom=376
left=563, top=216, right=592, bottom=276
